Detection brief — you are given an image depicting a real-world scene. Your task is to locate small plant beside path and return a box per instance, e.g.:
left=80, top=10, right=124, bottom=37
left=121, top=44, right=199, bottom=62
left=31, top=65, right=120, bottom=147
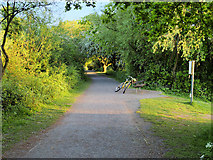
left=137, top=96, right=212, bottom=158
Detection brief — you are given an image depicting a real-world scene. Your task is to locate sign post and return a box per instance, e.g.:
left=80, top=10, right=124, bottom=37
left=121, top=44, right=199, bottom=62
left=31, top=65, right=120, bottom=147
left=189, top=61, right=195, bottom=104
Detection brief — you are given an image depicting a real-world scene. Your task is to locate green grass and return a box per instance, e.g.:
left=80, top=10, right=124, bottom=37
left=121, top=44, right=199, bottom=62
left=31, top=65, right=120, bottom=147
left=2, top=79, right=91, bottom=153
left=104, top=70, right=212, bottom=158
left=137, top=96, right=212, bottom=158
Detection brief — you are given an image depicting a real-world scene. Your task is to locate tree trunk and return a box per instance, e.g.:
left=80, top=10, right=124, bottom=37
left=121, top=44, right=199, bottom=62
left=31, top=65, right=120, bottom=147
left=1, top=4, right=14, bottom=77
left=173, top=51, right=179, bottom=77
left=103, top=64, right=107, bottom=73
left=172, top=34, right=180, bottom=77
left=0, top=51, right=3, bottom=80
left=1, top=45, right=9, bottom=77
left=171, top=34, right=180, bottom=88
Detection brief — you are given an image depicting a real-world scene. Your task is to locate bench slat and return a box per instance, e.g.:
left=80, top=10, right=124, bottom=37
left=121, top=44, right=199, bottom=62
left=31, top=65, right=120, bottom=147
left=133, top=84, right=146, bottom=88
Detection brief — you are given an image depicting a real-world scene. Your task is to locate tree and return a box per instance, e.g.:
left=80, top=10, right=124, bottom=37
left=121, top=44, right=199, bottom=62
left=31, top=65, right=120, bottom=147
left=0, top=1, right=52, bottom=79
left=81, top=12, right=120, bottom=73
left=0, top=0, right=96, bottom=79
left=149, top=2, right=213, bottom=75
left=80, top=1, right=212, bottom=100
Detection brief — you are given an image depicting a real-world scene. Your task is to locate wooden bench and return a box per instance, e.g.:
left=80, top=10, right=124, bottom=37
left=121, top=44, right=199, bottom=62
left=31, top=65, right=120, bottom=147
left=133, top=80, right=146, bottom=93
left=133, top=83, right=146, bottom=88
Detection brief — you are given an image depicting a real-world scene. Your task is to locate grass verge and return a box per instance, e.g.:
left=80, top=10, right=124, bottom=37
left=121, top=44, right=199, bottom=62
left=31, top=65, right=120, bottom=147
left=2, top=78, right=91, bottom=153
left=137, top=96, right=212, bottom=158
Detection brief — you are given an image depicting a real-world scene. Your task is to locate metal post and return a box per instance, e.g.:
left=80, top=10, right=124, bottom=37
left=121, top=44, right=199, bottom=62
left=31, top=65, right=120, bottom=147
left=190, top=73, right=194, bottom=104
left=189, top=60, right=195, bottom=104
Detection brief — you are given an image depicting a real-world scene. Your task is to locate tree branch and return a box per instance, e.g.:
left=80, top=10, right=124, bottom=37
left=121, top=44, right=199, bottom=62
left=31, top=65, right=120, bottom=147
left=0, top=2, right=52, bottom=24
left=105, top=25, right=117, bottom=32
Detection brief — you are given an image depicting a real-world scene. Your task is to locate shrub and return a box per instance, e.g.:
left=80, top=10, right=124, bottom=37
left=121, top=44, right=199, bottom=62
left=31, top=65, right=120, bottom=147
left=106, top=69, right=127, bottom=82
left=65, top=65, right=80, bottom=90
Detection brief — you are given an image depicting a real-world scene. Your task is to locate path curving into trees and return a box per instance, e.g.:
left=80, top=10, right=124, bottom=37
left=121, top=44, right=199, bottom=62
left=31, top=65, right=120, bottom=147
left=5, top=72, right=167, bottom=158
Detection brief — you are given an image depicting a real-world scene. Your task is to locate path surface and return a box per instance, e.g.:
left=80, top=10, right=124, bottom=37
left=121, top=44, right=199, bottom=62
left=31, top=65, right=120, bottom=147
left=6, top=72, right=167, bottom=158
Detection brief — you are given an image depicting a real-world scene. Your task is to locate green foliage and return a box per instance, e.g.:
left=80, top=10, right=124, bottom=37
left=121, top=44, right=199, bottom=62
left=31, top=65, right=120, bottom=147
left=200, top=142, right=213, bottom=160
left=2, top=79, right=91, bottom=152
left=2, top=11, right=88, bottom=115
left=65, top=65, right=81, bottom=90
left=81, top=13, right=121, bottom=73
left=2, top=78, right=30, bottom=114
left=106, top=69, right=127, bottom=82
left=1, top=2, right=93, bottom=154
left=82, top=2, right=212, bottom=101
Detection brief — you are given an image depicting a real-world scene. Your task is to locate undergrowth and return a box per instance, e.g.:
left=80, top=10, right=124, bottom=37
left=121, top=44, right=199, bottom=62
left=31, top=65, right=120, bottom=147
left=105, top=69, right=211, bottom=102
left=2, top=77, right=91, bottom=153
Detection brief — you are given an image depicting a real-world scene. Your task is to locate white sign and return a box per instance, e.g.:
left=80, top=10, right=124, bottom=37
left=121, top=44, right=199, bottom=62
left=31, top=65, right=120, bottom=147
left=189, top=60, right=195, bottom=104
left=189, top=61, right=195, bottom=75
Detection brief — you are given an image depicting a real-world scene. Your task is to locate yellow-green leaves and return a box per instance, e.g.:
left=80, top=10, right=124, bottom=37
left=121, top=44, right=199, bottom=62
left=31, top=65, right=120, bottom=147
left=153, top=25, right=205, bottom=61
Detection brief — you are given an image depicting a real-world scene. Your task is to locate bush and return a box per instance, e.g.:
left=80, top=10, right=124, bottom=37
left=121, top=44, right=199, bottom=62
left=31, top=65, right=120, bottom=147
left=106, top=69, right=127, bottom=82
left=2, top=77, right=32, bottom=114
left=65, top=65, right=80, bottom=90
left=2, top=63, right=82, bottom=115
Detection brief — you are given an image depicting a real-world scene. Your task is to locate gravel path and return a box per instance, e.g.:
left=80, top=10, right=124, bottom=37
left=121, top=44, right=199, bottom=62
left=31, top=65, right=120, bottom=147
left=5, top=72, right=167, bottom=158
